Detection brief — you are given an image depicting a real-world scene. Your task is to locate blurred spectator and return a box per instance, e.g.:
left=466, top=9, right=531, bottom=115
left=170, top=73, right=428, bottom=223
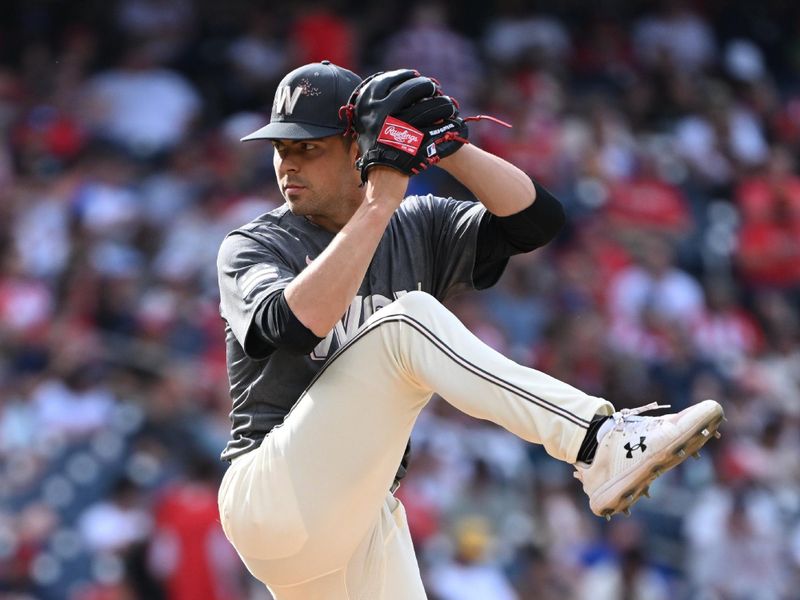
left=226, top=11, right=287, bottom=108
left=427, top=516, right=518, bottom=600
left=745, top=308, right=800, bottom=418
left=692, top=277, right=761, bottom=377
left=0, top=381, right=38, bottom=455
left=603, top=150, right=693, bottom=238
left=116, top=0, right=196, bottom=63
left=444, top=457, right=534, bottom=558
left=535, top=478, right=596, bottom=573
left=633, top=1, right=716, bottom=72
left=78, top=478, right=151, bottom=553
left=685, top=488, right=790, bottom=599
left=136, top=140, right=208, bottom=226
left=647, top=323, right=721, bottom=412
left=536, top=310, right=609, bottom=397
left=577, top=547, right=670, bottom=600
left=722, top=415, right=800, bottom=492
left=571, top=19, right=635, bottom=87
left=564, top=97, right=637, bottom=184
left=80, top=44, right=201, bottom=158
left=383, top=2, right=482, bottom=111
left=509, top=544, right=573, bottom=600
left=606, top=236, right=706, bottom=373
left=11, top=105, right=86, bottom=177
left=674, top=81, right=769, bottom=192
left=608, top=236, right=704, bottom=330
left=10, top=183, right=73, bottom=281
left=483, top=6, right=571, bottom=66
left=31, top=363, right=115, bottom=441
left=478, top=69, right=564, bottom=185
left=736, top=146, right=800, bottom=290
left=554, top=217, right=632, bottom=310
left=71, top=146, right=142, bottom=245
left=484, top=260, right=550, bottom=363
left=0, top=251, right=54, bottom=340
left=148, top=457, right=242, bottom=600
left=724, top=38, right=767, bottom=84
left=289, top=2, right=357, bottom=71
left=0, top=504, right=59, bottom=596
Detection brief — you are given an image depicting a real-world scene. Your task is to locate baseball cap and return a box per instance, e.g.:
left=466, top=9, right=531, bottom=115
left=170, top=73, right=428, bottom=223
left=241, top=60, right=362, bottom=142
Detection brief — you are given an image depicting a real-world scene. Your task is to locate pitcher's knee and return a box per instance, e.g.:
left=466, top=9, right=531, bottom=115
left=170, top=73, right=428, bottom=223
left=382, top=290, right=443, bottom=319
left=365, top=290, right=450, bottom=340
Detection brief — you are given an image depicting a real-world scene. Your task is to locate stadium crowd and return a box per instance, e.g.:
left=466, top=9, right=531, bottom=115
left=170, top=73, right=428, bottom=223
left=1, top=0, right=799, bottom=598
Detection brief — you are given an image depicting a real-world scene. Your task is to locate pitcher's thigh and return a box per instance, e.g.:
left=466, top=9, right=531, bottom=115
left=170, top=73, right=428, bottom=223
left=266, top=325, right=430, bottom=557
left=259, top=495, right=427, bottom=600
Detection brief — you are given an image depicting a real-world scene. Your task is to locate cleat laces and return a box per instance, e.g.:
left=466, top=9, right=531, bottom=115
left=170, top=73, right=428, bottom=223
left=610, top=403, right=671, bottom=430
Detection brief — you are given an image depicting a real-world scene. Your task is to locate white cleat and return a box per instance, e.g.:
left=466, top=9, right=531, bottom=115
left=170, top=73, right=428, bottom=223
left=574, top=399, right=724, bottom=518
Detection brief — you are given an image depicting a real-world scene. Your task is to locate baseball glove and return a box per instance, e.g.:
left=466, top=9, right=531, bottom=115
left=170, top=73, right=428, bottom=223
left=340, top=69, right=510, bottom=182
left=341, top=69, right=472, bottom=182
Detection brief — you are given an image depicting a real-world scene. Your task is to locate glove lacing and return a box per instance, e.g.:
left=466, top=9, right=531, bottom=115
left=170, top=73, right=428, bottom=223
left=339, top=104, right=356, bottom=138
left=410, top=114, right=511, bottom=173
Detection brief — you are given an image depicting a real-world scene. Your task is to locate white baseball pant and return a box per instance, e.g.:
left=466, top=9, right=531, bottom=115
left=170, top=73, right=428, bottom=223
left=218, top=291, right=612, bottom=599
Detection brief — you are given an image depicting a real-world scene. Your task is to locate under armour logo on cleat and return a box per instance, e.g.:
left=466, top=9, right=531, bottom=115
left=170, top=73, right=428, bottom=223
left=624, top=437, right=647, bottom=458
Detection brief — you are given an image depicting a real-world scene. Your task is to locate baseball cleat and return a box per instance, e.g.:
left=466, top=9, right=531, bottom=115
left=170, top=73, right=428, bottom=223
left=573, top=399, right=724, bottom=519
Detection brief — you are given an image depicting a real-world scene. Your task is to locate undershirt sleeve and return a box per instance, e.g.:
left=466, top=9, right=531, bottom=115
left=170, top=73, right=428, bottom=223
left=251, top=291, right=324, bottom=356
left=473, top=180, right=565, bottom=286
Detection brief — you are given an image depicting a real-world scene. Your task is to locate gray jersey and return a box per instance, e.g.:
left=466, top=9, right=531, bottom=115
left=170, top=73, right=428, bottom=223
left=217, top=194, right=506, bottom=461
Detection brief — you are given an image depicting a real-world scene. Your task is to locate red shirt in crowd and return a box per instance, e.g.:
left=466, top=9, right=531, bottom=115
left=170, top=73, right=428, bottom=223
left=606, top=177, right=691, bottom=233
left=290, top=10, right=356, bottom=71
left=151, top=482, right=240, bottom=600
left=736, top=176, right=800, bottom=288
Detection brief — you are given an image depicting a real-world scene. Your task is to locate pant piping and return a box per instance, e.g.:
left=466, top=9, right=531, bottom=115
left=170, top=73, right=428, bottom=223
left=296, top=311, right=590, bottom=429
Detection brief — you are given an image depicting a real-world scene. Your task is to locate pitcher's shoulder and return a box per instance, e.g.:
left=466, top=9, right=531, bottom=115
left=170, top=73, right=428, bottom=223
left=236, top=204, right=293, bottom=233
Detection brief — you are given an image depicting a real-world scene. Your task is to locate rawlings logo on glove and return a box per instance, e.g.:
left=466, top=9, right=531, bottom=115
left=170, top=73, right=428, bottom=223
left=378, top=117, right=424, bottom=154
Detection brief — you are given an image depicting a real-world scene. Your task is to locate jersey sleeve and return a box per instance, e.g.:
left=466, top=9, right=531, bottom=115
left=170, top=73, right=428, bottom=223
left=421, top=195, right=509, bottom=298
left=217, top=231, right=297, bottom=358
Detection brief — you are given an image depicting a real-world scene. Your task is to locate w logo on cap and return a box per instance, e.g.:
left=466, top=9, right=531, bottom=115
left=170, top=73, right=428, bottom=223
left=274, top=85, right=303, bottom=116
left=241, top=63, right=360, bottom=141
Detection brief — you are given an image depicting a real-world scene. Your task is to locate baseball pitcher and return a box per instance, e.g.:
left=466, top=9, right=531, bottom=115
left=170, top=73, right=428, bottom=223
left=216, top=61, right=724, bottom=599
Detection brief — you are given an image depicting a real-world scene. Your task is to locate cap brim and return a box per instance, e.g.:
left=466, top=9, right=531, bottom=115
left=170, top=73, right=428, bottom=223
left=240, top=121, right=344, bottom=142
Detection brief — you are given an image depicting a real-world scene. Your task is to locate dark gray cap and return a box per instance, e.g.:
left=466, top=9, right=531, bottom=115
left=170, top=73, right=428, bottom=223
left=241, top=61, right=362, bottom=142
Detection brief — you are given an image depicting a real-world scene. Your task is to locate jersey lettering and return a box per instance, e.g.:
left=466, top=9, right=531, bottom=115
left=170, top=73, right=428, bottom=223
left=274, top=85, right=303, bottom=116
left=310, top=291, right=408, bottom=360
